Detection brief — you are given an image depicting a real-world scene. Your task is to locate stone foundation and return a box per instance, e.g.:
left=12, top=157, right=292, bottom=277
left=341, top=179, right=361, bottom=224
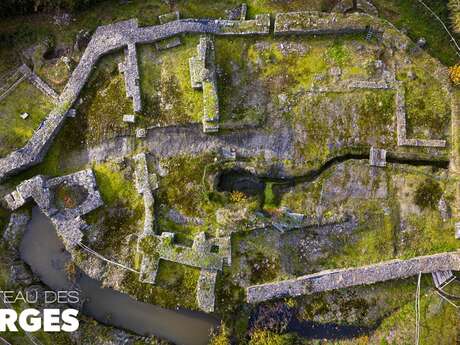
left=3, top=169, right=103, bottom=249
left=190, top=35, right=220, bottom=133
left=133, top=152, right=231, bottom=312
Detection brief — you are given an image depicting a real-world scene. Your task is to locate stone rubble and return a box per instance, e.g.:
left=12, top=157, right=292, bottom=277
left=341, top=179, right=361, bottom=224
left=123, top=114, right=136, bottom=123
left=3, top=210, right=30, bottom=251
left=3, top=169, right=103, bottom=249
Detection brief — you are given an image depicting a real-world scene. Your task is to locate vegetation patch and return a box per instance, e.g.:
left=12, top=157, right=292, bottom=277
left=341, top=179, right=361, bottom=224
left=0, top=81, right=53, bottom=157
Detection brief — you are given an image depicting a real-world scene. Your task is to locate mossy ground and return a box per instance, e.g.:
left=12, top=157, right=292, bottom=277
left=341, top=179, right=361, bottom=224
left=280, top=161, right=456, bottom=271
left=138, top=37, right=202, bottom=126
left=86, top=161, right=144, bottom=255
left=0, top=81, right=54, bottom=157
left=123, top=261, right=200, bottom=310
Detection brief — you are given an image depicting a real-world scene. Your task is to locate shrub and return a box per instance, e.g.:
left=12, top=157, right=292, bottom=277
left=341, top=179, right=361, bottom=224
left=449, top=63, right=460, bottom=85
left=230, top=191, right=247, bottom=203
left=414, top=179, right=442, bottom=210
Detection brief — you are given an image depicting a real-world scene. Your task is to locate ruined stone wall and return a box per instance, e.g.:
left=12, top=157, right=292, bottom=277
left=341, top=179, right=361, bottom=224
left=247, top=252, right=460, bottom=303
left=0, top=16, right=270, bottom=182
left=3, top=170, right=103, bottom=249
left=0, top=10, right=448, bottom=181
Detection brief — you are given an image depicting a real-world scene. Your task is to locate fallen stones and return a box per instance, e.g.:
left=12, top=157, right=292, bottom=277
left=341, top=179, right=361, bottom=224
left=155, top=37, right=182, bottom=51
left=221, top=147, right=237, bottom=160
left=0, top=14, right=272, bottom=181
left=74, top=30, right=91, bottom=53
left=158, top=11, right=180, bottom=25
left=196, top=269, right=218, bottom=313
left=226, top=3, right=248, bottom=20
left=3, top=210, right=30, bottom=251
left=356, top=0, right=378, bottom=17
left=156, top=12, right=183, bottom=51
left=332, top=0, right=354, bottom=13
left=332, top=0, right=378, bottom=17
left=133, top=152, right=231, bottom=312
left=67, top=108, right=77, bottom=118
left=417, top=37, right=427, bottom=48
left=123, top=114, right=136, bottom=123
left=10, top=261, right=35, bottom=286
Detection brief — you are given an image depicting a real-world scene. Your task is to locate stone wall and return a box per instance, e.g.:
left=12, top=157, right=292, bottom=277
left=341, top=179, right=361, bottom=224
left=133, top=152, right=231, bottom=312
left=274, top=11, right=371, bottom=36
left=0, top=64, right=59, bottom=104
left=3, top=169, right=103, bottom=249
left=119, top=43, right=141, bottom=113
left=0, top=11, right=448, bottom=180
left=190, top=35, right=220, bottom=133
left=246, top=251, right=460, bottom=303
left=0, top=15, right=270, bottom=182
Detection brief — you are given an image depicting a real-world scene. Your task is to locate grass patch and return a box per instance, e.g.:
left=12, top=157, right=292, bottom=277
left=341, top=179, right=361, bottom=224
left=138, top=37, right=202, bottom=126
left=0, top=81, right=53, bottom=157
left=373, top=0, right=460, bottom=65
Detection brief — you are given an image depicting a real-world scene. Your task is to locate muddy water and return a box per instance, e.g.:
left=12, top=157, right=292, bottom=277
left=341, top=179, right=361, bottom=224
left=20, top=207, right=219, bottom=345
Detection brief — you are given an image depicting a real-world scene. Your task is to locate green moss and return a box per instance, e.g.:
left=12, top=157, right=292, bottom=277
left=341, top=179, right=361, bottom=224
left=93, top=162, right=142, bottom=208
left=326, top=40, right=350, bottom=66
left=372, top=0, right=459, bottom=65
left=248, top=329, right=296, bottom=345
left=209, top=322, right=231, bottom=345
left=138, top=37, right=202, bottom=126
left=369, top=287, right=459, bottom=344
left=323, top=201, right=397, bottom=269
left=292, top=90, right=395, bottom=170
left=157, top=154, right=216, bottom=218
left=76, top=53, right=133, bottom=145
left=400, top=63, right=450, bottom=141
left=86, top=161, right=144, bottom=255
left=36, top=58, right=70, bottom=92
left=122, top=261, right=200, bottom=310
left=263, top=182, right=276, bottom=208
left=0, top=81, right=54, bottom=157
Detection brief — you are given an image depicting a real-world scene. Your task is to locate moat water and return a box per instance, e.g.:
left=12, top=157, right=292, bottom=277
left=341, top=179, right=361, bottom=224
left=20, top=207, right=218, bottom=345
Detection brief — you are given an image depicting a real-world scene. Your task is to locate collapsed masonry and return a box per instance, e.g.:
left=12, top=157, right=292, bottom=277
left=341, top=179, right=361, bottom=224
left=332, top=0, right=378, bottom=17
left=0, top=11, right=449, bottom=183
left=3, top=169, right=103, bottom=249
left=247, top=251, right=460, bottom=303
left=134, top=153, right=231, bottom=312
left=190, top=36, right=220, bottom=133
left=119, top=42, right=142, bottom=113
